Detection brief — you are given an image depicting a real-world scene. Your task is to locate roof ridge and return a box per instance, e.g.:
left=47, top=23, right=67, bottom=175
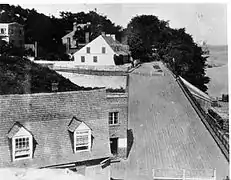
left=0, top=88, right=106, bottom=98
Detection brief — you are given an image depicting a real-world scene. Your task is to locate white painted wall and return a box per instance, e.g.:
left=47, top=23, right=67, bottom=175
left=0, top=24, right=9, bottom=42
left=73, top=35, right=115, bottom=66
left=0, top=24, right=9, bottom=35
left=118, top=138, right=127, bottom=148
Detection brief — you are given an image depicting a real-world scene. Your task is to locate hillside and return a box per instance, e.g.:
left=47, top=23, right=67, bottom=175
left=0, top=55, right=96, bottom=95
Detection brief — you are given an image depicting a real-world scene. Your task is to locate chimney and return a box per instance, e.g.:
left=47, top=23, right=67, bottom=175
left=111, top=34, right=116, bottom=41
left=51, top=82, right=59, bottom=92
left=73, top=22, right=78, bottom=31
left=101, top=32, right=105, bottom=36
left=85, top=32, right=89, bottom=44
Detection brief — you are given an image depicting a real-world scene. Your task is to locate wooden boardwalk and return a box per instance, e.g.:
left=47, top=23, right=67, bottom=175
left=111, top=62, right=229, bottom=180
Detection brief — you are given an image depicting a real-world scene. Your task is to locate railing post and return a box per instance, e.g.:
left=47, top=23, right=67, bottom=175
left=213, top=168, right=216, bottom=180
left=183, top=169, right=186, bottom=180
left=152, top=169, right=155, bottom=179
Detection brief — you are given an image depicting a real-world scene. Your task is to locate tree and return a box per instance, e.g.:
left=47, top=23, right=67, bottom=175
left=61, top=11, right=123, bottom=42
left=125, top=15, right=210, bottom=92
left=0, top=40, right=12, bottom=54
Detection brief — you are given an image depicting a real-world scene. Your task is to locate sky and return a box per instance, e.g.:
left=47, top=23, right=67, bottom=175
left=19, top=3, right=227, bottom=45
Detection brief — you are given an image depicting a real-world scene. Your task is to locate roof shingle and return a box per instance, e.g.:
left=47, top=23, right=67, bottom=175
left=0, top=89, right=111, bottom=168
left=68, top=117, right=82, bottom=132
left=102, top=35, right=130, bottom=55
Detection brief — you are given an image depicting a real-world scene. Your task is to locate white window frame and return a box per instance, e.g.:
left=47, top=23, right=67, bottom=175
left=81, top=56, right=85, bottom=62
left=0, top=28, right=6, bottom=34
left=86, top=47, right=90, bottom=53
left=93, top=56, right=97, bottom=63
left=12, top=135, right=33, bottom=161
left=74, top=129, right=91, bottom=153
left=109, top=112, right=119, bottom=125
left=102, top=47, right=106, bottom=54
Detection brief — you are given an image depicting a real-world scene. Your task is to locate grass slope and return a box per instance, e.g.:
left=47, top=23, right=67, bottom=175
left=0, top=56, right=96, bottom=95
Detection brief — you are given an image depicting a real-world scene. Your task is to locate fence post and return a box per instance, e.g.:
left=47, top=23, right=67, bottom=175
left=183, top=169, right=186, bottom=180
left=152, top=169, right=155, bottom=179
left=213, top=168, right=216, bottom=180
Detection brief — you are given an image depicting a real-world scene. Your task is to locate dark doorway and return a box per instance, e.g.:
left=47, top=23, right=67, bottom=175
left=110, top=138, right=118, bottom=155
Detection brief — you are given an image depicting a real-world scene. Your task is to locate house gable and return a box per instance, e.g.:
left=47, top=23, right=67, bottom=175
left=14, top=126, right=31, bottom=137
left=74, top=35, right=115, bottom=55
left=8, top=122, right=31, bottom=138
left=73, top=35, right=116, bottom=65
left=76, top=122, right=91, bottom=131
left=68, top=117, right=91, bottom=132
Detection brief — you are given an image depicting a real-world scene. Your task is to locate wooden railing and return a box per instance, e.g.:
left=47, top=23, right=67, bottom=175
left=176, top=76, right=229, bottom=162
left=164, top=63, right=229, bottom=161
left=152, top=168, right=216, bottom=180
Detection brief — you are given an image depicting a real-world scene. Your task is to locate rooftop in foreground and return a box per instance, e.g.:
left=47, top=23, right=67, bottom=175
left=111, top=61, right=229, bottom=180
left=56, top=71, right=127, bottom=90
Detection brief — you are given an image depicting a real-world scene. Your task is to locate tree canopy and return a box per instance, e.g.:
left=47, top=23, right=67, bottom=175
left=0, top=5, right=123, bottom=58
left=126, top=15, right=210, bottom=92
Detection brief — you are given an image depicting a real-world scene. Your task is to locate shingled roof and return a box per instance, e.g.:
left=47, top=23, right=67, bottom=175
left=0, top=89, right=111, bottom=168
left=102, top=35, right=130, bottom=55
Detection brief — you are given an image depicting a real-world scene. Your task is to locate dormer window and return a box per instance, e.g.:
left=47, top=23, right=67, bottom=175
left=68, top=117, right=92, bottom=153
left=75, top=129, right=91, bottom=151
left=14, top=137, right=30, bottom=159
left=7, top=122, right=33, bottom=161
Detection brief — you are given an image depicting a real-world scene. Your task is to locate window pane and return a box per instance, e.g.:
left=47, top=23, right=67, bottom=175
left=102, top=47, right=106, bottom=53
left=93, top=56, right=97, bottom=62
left=76, top=135, right=89, bottom=146
left=76, top=146, right=88, bottom=151
left=15, top=137, right=30, bottom=151
left=109, top=112, right=119, bottom=124
left=87, top=47, right=90, bottom=53
left=81, top=56, right=85, bottom=62
left=76, top=130, right=89, bottom=134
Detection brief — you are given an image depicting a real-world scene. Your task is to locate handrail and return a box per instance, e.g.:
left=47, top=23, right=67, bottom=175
left=164, top=63, right=229, bottom=161
left=176, top=76, right=229, bottom=162
left=152, top=168, right=216, bottom=180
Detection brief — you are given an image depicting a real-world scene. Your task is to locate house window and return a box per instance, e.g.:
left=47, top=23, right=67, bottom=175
left=93, top=56, right=97, bottom=63
left=109, top=112, right=119, bottom=125
left=81, top=56, right=85, bottom=62
left=86, top=47, right=90, bottom=53
left=102, top=47, right=106, bottom=54
left=8, top=123, right=33, bottom=161
left=75, top=130, right=91, bottom=152
left=19, top=40, right=23, bottom=46
left=0, top=28, right=6, bottom=34
left=14, top=137, right=31, bottom=159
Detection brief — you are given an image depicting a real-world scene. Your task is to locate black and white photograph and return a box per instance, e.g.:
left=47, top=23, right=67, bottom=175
left=0, top=2, right=229, bottom=180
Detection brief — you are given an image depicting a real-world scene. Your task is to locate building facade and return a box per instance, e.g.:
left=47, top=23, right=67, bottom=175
left=0, top=89, right=111, bottom=180
left=62, top=22, right=90, bottom=55
left=0, top=22, right=24, bottom=48
left=106, top=92, right=128, bottom=159
left=73, top=33, right=130, bottom=66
